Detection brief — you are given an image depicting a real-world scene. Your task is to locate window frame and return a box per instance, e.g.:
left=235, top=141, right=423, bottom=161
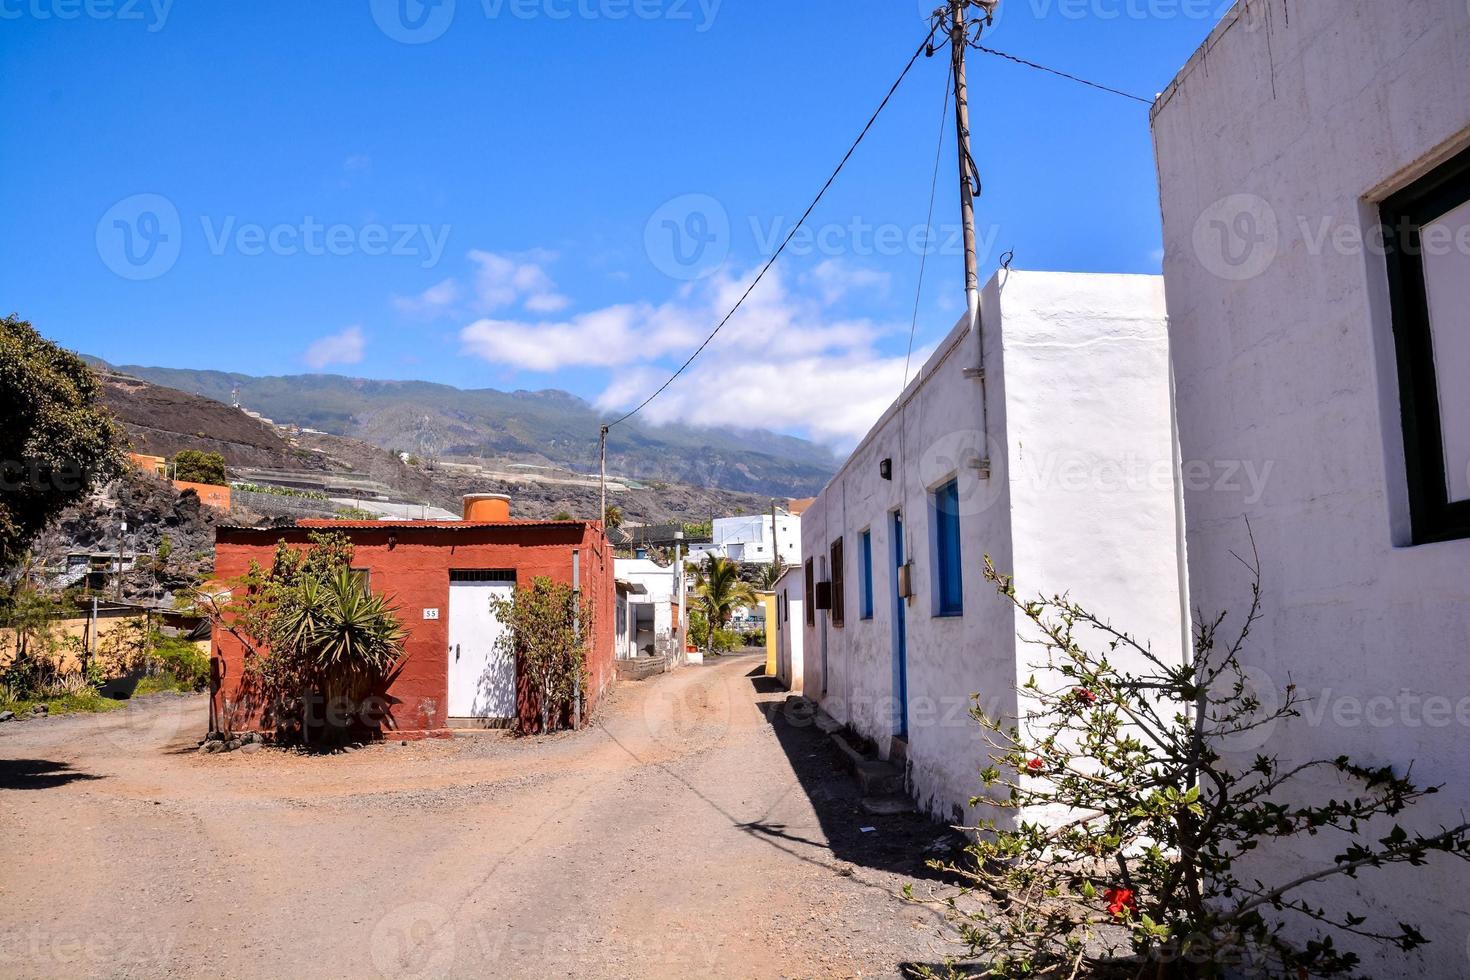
left=804, top=558, right=815, bottom=627
left=829, top=537, right=846, bottom=628
left=858, top=528, right=874, bottom=620
left=1381, top=144, right=1470, bottom=544
left=932, top=478, right=964, bottom=617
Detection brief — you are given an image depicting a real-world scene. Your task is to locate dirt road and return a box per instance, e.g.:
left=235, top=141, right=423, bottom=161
left=1, top=654, right=966, bottom=978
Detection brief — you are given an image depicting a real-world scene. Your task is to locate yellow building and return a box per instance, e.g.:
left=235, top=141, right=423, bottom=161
left=759, top=592, right=777, bottom=677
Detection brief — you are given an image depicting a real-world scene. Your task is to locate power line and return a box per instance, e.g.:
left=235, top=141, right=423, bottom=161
left=972, top=43, right=1154, bottom=106
left=606, top=21, right=944, bottom=430
left=902, top=67, right=952, bottom=394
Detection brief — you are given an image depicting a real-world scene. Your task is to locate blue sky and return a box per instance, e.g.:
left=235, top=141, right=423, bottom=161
left=0, top=0, right=1226, bottom=445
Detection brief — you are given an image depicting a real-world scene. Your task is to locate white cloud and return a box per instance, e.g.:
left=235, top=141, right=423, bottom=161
left=468, top=249, right=569, bottom=313
left=304, top=326, right=366, bottom=370
left=393, top=250, right=571, bottom=321
left=595, top=348, right=928, bottom=446
left=392, top=278, right=461, bottom=317
left=457, top=261, right=926, bottom=445
left=805, top=259, right=890, bottom=304
left=459, top=266, right=886, bottom=373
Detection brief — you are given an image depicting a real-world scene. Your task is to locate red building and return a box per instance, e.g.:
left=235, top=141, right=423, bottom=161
left=210, top=495, right=615, bottom=738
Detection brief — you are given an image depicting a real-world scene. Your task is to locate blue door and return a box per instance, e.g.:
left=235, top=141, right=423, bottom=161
left=892, top=510, right=909, bottom=737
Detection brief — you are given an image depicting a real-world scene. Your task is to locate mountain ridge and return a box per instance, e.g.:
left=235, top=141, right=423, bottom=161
left=91, top=360, right=838, bottom=498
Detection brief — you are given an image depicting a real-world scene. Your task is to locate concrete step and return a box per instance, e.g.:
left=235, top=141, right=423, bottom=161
left=861, top=794, right=917, bottom=816
left=829, top=731, right=905, bottom=796
left=814, top=711, right=844, bottom=735
left=854, top=759, right=904, bottom=796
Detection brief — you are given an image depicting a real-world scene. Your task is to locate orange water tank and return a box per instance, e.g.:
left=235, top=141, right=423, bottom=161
left=462, top=493, right=511, bottom=522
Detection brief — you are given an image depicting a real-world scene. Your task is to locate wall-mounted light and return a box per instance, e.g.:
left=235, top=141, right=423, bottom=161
left=879, top=458, right=893, bottom=481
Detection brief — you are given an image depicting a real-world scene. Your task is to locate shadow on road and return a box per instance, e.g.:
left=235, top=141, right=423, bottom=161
left=745, top=670, right=962, bottom=885
left=0, top=758, right=105, bottom=790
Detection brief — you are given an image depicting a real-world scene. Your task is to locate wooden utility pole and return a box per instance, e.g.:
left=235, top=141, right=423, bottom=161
left=769, top=499, right=780, bottom=571
left=598, top=425, right=609, bottom=533
left=950, top=0, right=994, bottom=478
left=950, top=0, right=981, bottom=318
left=116, top=520, right=127, bottom=601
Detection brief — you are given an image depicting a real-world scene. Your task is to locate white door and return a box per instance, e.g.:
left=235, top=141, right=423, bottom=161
left=448, top=576, right=516, bottom=719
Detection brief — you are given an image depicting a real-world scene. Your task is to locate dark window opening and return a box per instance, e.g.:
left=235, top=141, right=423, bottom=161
left=829, top=537, right=846, bottom=628
left=804, top=559, right=815, bottom=627
left=1382, top=144, right=1470, bottom=544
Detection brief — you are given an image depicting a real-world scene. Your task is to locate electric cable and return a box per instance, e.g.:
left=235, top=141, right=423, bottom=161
left=606, top=22, right=945, bottom=429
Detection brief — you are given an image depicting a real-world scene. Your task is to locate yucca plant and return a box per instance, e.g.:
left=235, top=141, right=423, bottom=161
left=271, top=567, right=407, bottom=743
left=215, top=532, right=407, bottom=747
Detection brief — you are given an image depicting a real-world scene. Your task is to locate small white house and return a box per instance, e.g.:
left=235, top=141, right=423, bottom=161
left=1154, top=2, right=1470, bottom=974
left=773, top=564, right=805, bottom=694
left=800, top=270, right=1186, bottom=825
left=706, top=513, right=801, bottom=566
left=613, top=557, right=681, bottom=660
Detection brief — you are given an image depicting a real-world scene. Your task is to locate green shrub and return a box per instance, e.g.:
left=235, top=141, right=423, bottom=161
left=173, top=450, right=227, bottom=485
left=230, top=482, right=329, bottom=501
left=711, top=628, right=740, bottom=653
left=687, top=609, right=710, bottom=650
left=150, top=635, right=210, bottom=691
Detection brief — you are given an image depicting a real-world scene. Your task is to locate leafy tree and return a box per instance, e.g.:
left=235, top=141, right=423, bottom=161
left=755, top=562, right=783, bottom=591
left=172, top=450, right=227, bottom=486
left=922, top=554, right=1470, bottom=979
left=206, top=532, right=407, bottom=745
left=691, top=554, right=756, bottom=656
left=489, top=576, right=593, bottom=735
left=0, top=315, right=125, bottom=568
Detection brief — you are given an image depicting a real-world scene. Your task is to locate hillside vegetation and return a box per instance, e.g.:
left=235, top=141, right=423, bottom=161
left=104, top=363, right=837, bottom=498
left=94, top=370, right=782, bottom=525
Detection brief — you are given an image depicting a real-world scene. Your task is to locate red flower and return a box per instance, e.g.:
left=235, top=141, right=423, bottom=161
left=1025, top=758, right=1044, bottom=773
left=1104, top=887, right=1137, bottom=919
left=1073, top=687, right=1097, bottom=706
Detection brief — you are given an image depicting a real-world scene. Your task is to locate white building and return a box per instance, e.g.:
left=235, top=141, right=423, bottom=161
left=1154, top=3, right=1470, bottom=974
left=800, top=270, right=1185, bottom=824
left=707, top=513, right=801, bottom=566
left=613, top=557, right=681, bottom=660
left=773, top=565, right=805, bottom=694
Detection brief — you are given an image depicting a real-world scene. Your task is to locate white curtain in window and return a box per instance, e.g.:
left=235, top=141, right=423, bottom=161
left=1421, top=198, right=1470, bottom=503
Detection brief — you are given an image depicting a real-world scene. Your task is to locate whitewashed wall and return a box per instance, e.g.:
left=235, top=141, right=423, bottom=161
left=614, top=558, right=678, bottom=657
left=802, top=271, right=1181, bottom=824
left=775, top=565, right=805, bottom=693
left=1153, top=2, right=1470, bottom=974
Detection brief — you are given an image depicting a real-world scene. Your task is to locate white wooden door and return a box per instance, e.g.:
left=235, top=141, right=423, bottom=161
left=447, top=576, right=516, bottom=719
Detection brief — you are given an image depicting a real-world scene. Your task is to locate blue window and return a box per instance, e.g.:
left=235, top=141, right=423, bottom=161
left=859, top=529, right=874, bottom=620
left=934, top=479, right=963, bottom=616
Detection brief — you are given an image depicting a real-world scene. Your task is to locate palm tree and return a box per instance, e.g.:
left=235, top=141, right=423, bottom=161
left=603, top=504, right=624, bottom=529
left=755, top=562, right=783, bottom=591
left=692, top=554, right=757, bottom=654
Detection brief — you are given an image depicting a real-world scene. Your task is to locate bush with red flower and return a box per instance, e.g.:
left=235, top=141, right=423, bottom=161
left=911, top=548, right=1470, bottom=979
